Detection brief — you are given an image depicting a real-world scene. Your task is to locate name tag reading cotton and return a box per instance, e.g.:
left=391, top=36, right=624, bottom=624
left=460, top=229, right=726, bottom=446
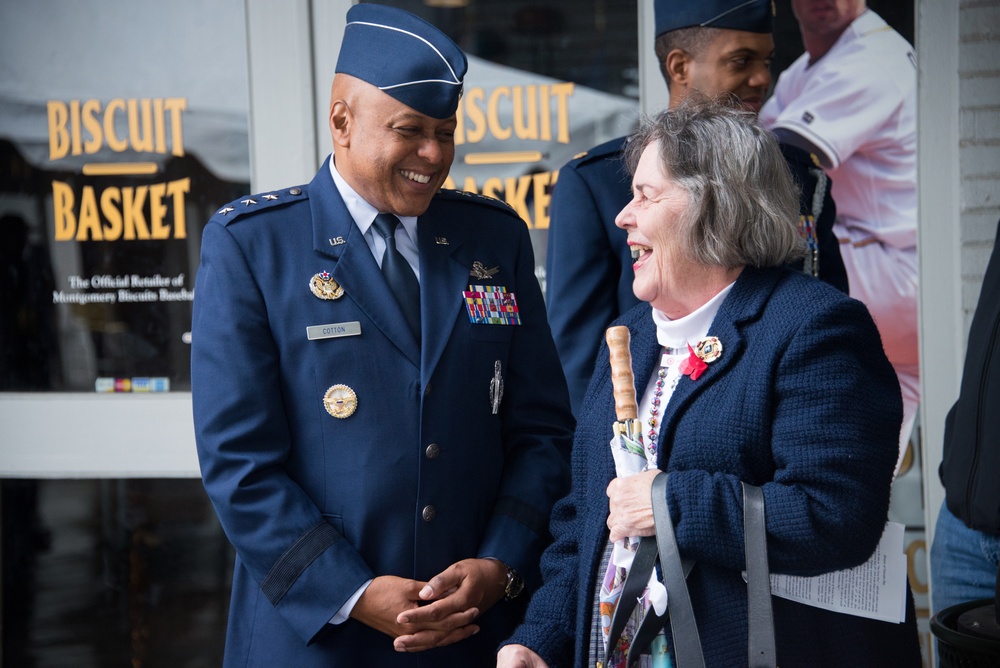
left=307, top=321, right=362, bottom=340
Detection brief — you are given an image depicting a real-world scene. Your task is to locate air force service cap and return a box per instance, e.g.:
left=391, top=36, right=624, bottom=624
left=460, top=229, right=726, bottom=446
left=335, top=3, right=467, bottom=119
left=655, top=0, right=773, bottom=38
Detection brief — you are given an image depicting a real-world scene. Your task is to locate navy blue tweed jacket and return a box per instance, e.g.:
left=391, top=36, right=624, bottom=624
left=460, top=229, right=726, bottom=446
left=505, top=265, right=921, bottom=667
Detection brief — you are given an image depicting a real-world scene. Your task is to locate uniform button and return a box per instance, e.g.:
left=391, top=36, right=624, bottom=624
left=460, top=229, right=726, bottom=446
left=425, top=443, right=440, bottom=459
left=289, top=187, right=302, bottom=195
left=421, top=505, right=436, bottom=522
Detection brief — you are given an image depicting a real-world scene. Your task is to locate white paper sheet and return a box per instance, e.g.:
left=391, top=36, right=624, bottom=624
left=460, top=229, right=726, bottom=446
left=767, top=522, right=908, bottom=623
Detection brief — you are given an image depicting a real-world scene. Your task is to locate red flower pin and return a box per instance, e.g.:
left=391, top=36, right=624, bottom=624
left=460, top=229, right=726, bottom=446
left=679, top=337, right=723, bottom=381
left=679, top=344, right=708, bottom=380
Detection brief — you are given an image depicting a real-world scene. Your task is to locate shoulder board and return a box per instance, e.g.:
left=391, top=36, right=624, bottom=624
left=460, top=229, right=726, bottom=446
left=434, top=188, right=520, bottom=217
left=565, top=135, right=628, bottom=168
left=210, top=185, right=309, bottom=226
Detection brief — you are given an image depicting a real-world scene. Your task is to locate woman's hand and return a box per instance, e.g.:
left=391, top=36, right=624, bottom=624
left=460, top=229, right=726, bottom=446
left=607, top=469, right=660, bottom=542
left=497, top=644, right=550, bottom=667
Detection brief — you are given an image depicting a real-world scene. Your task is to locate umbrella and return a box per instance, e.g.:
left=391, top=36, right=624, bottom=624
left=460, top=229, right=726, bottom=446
left=601, top=326, right=668, bottom=667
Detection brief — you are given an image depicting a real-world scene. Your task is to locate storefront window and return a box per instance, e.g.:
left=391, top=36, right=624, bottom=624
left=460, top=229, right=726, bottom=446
left=1, top=2, right=639, bottom=665
left=0, top=0, right=251, bottom=393
left=365, top=0, right=640, bottom=290
left=1, top=1, right=249, bottom=663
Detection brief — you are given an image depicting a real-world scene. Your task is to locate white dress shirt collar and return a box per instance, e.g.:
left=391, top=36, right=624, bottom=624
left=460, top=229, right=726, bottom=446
left=328, top=157, right=418, bottom=243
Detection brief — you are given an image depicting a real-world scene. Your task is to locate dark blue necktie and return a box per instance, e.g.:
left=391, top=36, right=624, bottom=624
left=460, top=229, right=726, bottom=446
left=372, top=213, right=420, bottom=342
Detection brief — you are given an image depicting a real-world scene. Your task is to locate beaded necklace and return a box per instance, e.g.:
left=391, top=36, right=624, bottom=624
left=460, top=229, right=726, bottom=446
left=645, top=345, right=688, bottom=462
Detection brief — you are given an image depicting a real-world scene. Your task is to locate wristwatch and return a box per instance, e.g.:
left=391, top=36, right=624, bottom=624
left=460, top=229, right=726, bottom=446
left=503, top=564, right=524, bottom=601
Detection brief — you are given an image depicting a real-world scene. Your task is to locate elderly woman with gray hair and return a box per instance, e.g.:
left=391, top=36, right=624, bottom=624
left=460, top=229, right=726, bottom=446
left=498, top=103, right=921, bottom=667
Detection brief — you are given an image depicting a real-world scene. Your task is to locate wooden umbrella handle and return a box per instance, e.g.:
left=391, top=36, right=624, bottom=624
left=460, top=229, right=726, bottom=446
left=606, top=326, right=638, bottom=421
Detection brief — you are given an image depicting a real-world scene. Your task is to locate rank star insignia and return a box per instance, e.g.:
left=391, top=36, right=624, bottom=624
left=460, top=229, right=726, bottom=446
left=241, top=198, right=257, bottom=206
left=218, top=206, right=234, bottom=215
left=309, top=271, right=344, bottom=300
left=263, top=194, right=279, bottom=201
left=470, top=261, right=499, bottom=280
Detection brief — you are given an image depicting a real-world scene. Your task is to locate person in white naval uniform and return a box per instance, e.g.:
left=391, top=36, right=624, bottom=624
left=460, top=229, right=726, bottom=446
left=760, top=0, right=917, bottom=471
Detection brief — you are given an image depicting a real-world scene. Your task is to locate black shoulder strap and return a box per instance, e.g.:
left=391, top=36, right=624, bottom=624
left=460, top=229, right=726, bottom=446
left=743, top=482, right=775, bottom=668
left=609, top=475, right=775, bottom=668
left=604, top=537, right=658, bottom=663
left=651, top=473, right=705, bottom=667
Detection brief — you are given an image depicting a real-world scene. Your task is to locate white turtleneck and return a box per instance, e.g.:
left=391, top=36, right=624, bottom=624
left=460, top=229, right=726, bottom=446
left=637, top=281, right=735, bottom=463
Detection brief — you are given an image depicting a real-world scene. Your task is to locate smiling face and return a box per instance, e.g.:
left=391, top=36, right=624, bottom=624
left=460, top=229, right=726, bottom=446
left=615, top=141, right=693, bottom=313
left=329, top=75, right=457, bottom=217
left=683, top=29, right=774, bottom=113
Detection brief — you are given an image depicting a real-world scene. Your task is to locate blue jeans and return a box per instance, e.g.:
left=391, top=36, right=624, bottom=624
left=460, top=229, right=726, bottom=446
left=930, top=501, right=1000, bottom=615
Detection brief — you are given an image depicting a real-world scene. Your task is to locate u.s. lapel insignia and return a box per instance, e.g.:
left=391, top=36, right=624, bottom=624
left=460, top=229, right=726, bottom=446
left=309, top=271, right=344, bottom=300
left=435, top=237, right=449, bottom=245
left=323, top=384, right=357, bottom=419
left=470, top=261, right=499, bottom=280
left=489, top=360, right=504, bottom=414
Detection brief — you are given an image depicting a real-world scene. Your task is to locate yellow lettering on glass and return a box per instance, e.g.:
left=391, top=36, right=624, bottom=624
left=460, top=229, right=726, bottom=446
left=442, top=170, right=559, bottom=230
left=455, top=83, right=574, bottom=146
left=46, top=98, right=188, bottom=160
left=50, top=179, right=190, bottom=241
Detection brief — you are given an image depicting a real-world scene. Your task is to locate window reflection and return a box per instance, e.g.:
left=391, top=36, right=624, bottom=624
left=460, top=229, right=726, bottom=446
left=2, top=479, right=232, bottom=667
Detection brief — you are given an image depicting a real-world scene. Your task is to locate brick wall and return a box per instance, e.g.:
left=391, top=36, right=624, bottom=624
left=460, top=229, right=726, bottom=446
left=960, top=0, right=1000, bottom=335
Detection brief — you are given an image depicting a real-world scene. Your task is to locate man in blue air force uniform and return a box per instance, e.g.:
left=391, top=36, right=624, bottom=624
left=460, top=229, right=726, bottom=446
left=546, top=0, right=849, bottom=414
left=191, top=5, right=573, bottom=666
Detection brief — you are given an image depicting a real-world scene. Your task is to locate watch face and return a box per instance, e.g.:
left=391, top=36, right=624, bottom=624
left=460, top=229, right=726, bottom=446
left=506, top=568, right=524, bottom=599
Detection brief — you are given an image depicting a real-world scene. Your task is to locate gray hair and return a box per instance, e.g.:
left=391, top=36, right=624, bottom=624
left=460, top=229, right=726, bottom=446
left=623, top=101, right=805, bottom=269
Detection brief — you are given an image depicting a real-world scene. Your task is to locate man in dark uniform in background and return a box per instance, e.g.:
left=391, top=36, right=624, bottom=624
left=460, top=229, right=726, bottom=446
left=191, top=5, right=573, bottom=666
left=545, top=0, right=848, bottom=413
